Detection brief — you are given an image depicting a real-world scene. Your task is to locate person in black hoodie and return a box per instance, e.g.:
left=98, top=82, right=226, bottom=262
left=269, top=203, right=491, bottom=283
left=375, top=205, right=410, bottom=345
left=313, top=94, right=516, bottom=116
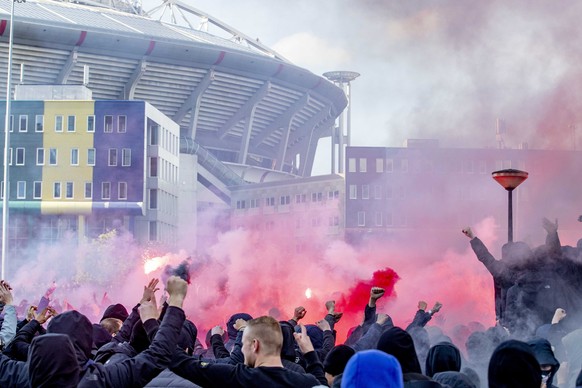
left=488, top=339, right=541, bottom=388
left=425, top=342, right=462, bottom=378
left=223, top=312, right=253, bottom=353
left=28, top=333, right=80, bottom=387
left=171, top=317, right=327, bottom=387
left=527, top=338, right=560, bottom=388
left=377, top=326, right=441, bottom=387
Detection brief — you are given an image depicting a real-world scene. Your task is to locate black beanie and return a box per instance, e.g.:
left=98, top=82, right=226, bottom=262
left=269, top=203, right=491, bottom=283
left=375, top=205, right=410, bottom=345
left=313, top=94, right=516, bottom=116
left=101, top=304, right=129, bottom=322
left=323, top=345, right=356, bottom=376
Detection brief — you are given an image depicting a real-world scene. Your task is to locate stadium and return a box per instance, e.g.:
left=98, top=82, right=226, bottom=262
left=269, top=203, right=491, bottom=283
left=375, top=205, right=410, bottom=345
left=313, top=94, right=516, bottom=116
left=0, top=0, right=349, bottom=271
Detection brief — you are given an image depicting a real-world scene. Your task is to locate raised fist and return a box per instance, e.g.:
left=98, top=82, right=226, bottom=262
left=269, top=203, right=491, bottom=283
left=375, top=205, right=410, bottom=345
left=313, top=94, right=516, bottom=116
left=293, top=306, right=307, bottom=321
left=432, top=302, right=443, bottom=313
left=462, top=227, right=474, bottom=239
left=370, top=287, right=385, bottom=301
left=418, top=301, right=428, bottom=311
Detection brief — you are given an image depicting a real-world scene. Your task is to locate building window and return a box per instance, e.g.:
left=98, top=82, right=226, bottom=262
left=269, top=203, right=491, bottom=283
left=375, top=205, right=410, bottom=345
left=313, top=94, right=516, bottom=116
left=71, top=148, right=79, bottom=166
left=349, top=184, right=357, bottom=199
left=8, top=148, right=12, bottom=165
left=53, top=182, right=61, bottom=199
left=375, top=212, right=383, bottom=226
left=280, top=195, right=290, bottom=205
left=9, top=115, right=13, bottom=132
left=67, top=115, right=75, bottom=132
left=0, top=181, right=3, bottom=199
left=362, top=185, right=370, bottom=199
left=108, top=149, right=117, bottom=166
left=33, top=181, right=42, bottom=199
left=357, top=211, right=366, bottom=227
left=359, top=158, right=367, bottom=172
left=376, top=158, right=384, bottom=173
left=118, top=116, right=127, bottom=133
left=150, top=157, right=158, bottom=177
left=122, top=148, right=131, bottom=167
left=374, top=185, right=382, bottom=199
left=348, top=158, right=356, bottom=173
left=266, top=197, right=275, bottom=206
left=386, top=159, right=393, bottom=172
left=55, top=115, right=63, bottom=132
left=19, top=115, right=28, bottom=132
left=104, top=116, right=113, bottom=133
left=295, top=194, right=307, bottom=204
left=236, top=200, right=246, bottom=209
left=49, top=148, right=57, bottom=165
left=17, top=181, right=26, bottom=199
left=84, top=182, right=92, bottom=199
left=87, top=149, right=95, bottom=166
left=149, top=124, right=159, bottom=145
left=149, top=221, right=157, bottom=241
left=102, top=182, right=111, bottom=200
left=65, top=182, right=74, bottom=199
left=118, top=182, right=127, bottom=200
left=87, top=115, right=95, bottom=132
left=15, top=148, right=25, bottom=166
left=149, top=189, right=157, bottom=209
left=35, top=115, right=44, bottom=132
left=250, top=198, right=260, bottom=208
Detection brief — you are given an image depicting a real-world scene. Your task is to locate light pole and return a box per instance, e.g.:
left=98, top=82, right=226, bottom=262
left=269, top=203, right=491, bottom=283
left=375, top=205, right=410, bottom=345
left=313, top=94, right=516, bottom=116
left=492, top=169, right=528, bottom=243
left=2, top=0, right=24, bottom=279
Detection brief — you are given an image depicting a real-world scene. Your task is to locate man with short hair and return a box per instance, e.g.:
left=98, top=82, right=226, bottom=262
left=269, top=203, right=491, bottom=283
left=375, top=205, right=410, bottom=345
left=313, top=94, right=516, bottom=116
left=171, top=316, right=327, bottom=387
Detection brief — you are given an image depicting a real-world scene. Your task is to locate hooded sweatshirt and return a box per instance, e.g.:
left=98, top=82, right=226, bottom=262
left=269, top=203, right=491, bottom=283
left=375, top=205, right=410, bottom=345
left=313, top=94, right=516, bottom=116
left=432, top=371, right=476, bottom=388
left=225, top=313, right=253, bottom=353
left=488, top=339, right=541, bottom=388
left=28, top=333, right=80, bottom=387
left=341, top=349, right=403, bottom=388
left=527, top=338, right=560, bottom=388
left=425, top=342, right=462, bottom=377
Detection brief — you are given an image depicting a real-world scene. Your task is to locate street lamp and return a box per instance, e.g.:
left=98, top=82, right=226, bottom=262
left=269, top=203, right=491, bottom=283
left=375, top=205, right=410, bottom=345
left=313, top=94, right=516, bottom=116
left=2, top=0, right=25, bottom=279
left=492, top=168, right=528, bottom=243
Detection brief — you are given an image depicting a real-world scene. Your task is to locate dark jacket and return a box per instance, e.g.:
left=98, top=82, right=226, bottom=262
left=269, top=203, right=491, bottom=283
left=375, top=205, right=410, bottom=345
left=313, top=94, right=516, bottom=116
left=224, top=313, right=252, bottom=353
left=432, top=371, right=476, bottom=388
left=3, top=318, right=45, bottom=361
left=171, top=350, right=326, bottom=388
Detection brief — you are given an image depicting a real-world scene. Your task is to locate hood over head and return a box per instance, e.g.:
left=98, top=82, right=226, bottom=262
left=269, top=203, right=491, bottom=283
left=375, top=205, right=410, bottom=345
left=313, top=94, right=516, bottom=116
left=341, top=349, right=403, bottom=388
left=177, top=319, right=198, bottom=355
left=432, top=371, right=476, bottom=388
left=305, top=324, right=324, bottom=350
left=100, top=303, right=128, bottom=322
left=47, top=310, right=93, bottom=365
left=279, top=321, right=297, bottom=361
left=324, top=344, right=355, bottom=377
left=29, top=333, right=80, bottom=387
left=227, top=313, right=253, bottom=340
left=488, top=339, right=540, bottom=388
left=426, top=342, right=462, bottom=377
left=377, top=326, right=422, bottom=374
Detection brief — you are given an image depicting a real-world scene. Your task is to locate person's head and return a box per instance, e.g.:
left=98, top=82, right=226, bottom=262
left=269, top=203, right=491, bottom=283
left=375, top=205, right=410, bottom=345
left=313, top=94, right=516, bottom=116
left=377, top=326, right=421, bottom=374
left=28, top=333, right=80, bottom=387
left=488, top=340, right=541, bottom=388
left=47, top=310, right=93, bottom=365
left=341, top=349, right=403, bottom=388
left=241, top=316, right=283, bottom=367
left=100, top=303, right=128, bottom=323
left=227, top=312, right=253, bottom=340
left=323, top=345, right=355, bottom=385
left=177, top=319, right=198, bottom=355
left=100, top=317, right=123, bottom=336
left=425, top=342, right=462, bottom=377
left=527, top=338, right=560, bottom=387
left=501, top=241, right=531, bottom=268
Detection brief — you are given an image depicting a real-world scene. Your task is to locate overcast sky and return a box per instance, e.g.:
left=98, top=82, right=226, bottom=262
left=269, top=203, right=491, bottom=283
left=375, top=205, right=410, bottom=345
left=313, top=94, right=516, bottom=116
left=145, top=0, right=582, bottom=175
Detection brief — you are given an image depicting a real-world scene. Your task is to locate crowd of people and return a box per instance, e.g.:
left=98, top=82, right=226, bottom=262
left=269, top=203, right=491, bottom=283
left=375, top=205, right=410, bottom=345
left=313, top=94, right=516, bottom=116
left=1, top=218, right=582, bottom=387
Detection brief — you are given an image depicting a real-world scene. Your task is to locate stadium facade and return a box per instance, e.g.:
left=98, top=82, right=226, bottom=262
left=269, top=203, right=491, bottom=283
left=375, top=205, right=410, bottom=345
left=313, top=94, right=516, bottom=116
left=0, top=0, right=348, bottom=271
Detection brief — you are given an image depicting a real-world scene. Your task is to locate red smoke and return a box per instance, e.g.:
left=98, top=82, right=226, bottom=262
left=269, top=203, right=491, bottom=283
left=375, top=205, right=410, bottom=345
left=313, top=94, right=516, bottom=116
left=336, top=268, right=400, bottom=316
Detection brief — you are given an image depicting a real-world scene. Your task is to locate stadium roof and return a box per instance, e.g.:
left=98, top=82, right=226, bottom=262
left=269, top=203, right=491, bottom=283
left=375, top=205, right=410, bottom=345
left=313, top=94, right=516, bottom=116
left=0, top=0, right=348, bottom=176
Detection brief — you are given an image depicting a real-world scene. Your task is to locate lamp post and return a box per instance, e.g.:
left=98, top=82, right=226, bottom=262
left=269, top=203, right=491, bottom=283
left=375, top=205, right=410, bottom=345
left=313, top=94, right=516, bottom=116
left=2, top=0, right=24, bottom=279
left=492, top=169, right=528, bottom=243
